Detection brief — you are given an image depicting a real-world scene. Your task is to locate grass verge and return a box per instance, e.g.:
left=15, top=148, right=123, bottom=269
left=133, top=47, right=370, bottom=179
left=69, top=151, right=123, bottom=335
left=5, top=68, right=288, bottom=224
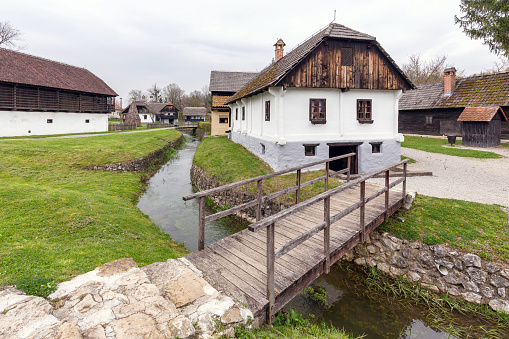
left=380, top=195, right=509, bottom=261
left=0, top=129, right=188, bottom=296
left=402, top=136, right=502, bottom=159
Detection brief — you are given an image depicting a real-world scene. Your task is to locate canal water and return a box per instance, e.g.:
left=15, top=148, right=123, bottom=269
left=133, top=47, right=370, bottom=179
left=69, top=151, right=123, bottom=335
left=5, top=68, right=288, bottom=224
left=137, top=136, right=502, bottom=339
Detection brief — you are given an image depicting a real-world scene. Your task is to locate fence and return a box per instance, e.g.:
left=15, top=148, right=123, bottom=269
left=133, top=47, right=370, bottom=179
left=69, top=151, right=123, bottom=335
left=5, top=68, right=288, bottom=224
left=108, top=123, right=137, bottom=131
left=146, top=123, right=172, bottom=129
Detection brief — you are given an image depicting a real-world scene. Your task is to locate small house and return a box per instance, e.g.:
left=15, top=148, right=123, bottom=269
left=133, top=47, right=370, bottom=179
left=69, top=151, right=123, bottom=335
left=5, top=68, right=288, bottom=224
left=183, top=107, right=206, bottom=122
left=148, top=102, right=179, bottom=124
left=122, top=101, right=153, bottom=123
left=209, top=71, right=258, bottom=136
left=227, top=22, right=414, bottom=173
left=0, top=48, right=117, bottom=137
left=457, top=106, right=507, bottom=147
left=399, top=69, right=509, bottom=138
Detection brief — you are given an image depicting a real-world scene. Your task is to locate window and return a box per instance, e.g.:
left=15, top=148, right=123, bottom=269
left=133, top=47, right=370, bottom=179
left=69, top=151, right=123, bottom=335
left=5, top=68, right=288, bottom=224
left=242, top=107, right=245, bottom=120
left=341, top=47, right=353, bottom=66
left=261, top=143, right=265, bottom=155
left=47, top=119, right=53, bottom=123
left=304, top=144, right=319, bottom=156
left=370, top=142, right=382, bottom=153
left=265, top=101, right=270, bottom=121
left=143, top=115, right=148, bottom=120
left=309, top=99, right=326, bottom=124
left=85, top=119, right=90, bottom=123
left=235, top=108, right=238, bottom=120
left=357, top=99, right=373, bottom=123
left=425, top=116, right=433, bottom=124
left=219, top=116, right=228, bottom=124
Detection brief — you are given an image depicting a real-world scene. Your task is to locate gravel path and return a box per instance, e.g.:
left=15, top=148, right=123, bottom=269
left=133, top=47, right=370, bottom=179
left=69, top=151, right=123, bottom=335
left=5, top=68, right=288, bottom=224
left=400, top=146, right=509, bottom=207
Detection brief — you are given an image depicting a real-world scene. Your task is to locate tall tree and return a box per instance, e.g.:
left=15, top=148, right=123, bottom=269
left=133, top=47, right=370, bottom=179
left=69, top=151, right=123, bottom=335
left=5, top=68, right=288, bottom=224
left=0, top=21, right=23, bottom=49
left=401, top=54, right=449, bottom=85
left=201, top=85, right=211, bottom=112
left=127, top=89, right=145, bottom=104
left=147, top=83, right=162, bottom=103
left=162, top=83, right=185, bottom=111
left=183, top=90, right=205, bottom=107
left=486, top=56, right=509, bottom=73
left=455, top=0, right=509, bottom=57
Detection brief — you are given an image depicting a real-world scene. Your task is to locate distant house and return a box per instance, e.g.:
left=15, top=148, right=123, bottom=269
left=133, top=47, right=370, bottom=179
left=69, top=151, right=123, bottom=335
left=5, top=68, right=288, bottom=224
left=121, top=101, right=178, bottom=125
left=209, top=71, right=258, bottom=136
left=227, top=22, right=414, bottom=173
left=183, top=107, right=206, bottom=122
left=108, top=103, right=123, bottom=119
left=0, top=48, right=117, bottom=137
left=458, top=106, right=507, bottom=147
left=122, top=101, right=152, bottom=123
left=399, top=68, right=509, bottom=139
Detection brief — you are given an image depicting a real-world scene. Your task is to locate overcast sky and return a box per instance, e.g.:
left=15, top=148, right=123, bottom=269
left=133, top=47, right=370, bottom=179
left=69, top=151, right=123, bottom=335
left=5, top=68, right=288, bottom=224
left=2, top=0, right=503, bottom=106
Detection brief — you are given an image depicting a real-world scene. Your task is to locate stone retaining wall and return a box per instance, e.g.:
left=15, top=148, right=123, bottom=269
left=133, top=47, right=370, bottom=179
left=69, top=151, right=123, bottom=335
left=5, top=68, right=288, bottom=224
left=84, top=135, right=183, bottom=173
left=345, top=229, right=509, bottom=313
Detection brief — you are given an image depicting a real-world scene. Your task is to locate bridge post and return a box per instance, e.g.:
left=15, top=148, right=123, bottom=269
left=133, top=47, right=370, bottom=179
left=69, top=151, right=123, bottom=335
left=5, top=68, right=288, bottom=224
left=324, top=196, right=331, bottom=273
left=198, top=196, right=205, bottom=251
left=347, top=156, right=351, bottom=182
left=360, top=181, right=366, bottom=243
left=403, top=162, right=407, bottom=198
left=256, top=179, right=263, bottom=221
left=296, top=169, right=301, bottom=204
left=325, top=162, right=329, bottom=192
left=385, top=170, right=390, bottom=222
left=267, top=222, right=275, bottom=323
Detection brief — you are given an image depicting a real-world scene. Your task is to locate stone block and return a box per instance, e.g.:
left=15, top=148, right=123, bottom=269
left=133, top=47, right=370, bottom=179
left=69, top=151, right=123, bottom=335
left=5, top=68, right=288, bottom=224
left=96, top=258, right=138, bottom=277
left=221, top=307, right=244, bottom=324
left=485, top=262, right=500, bottom=274
left=466, top=267, right=488, bottom=284
left=430, top=245, right=447, bottom=258
left=391, top=254, right=407, bottom=269
left=110, top=313, right=161, bottom=338
left=498, top=288, right=506, bottom=298
left=84, top=325, right=107, bottom=339
left=462, top=292, right=482, bottom=304
left=354, top=258, right=366, bottom=266
left=165, top=272, right=208, bottom=308
left=407, top=272, right=421, bottom=282
left=57, top=322, right=82, bottom=339
left=376, top=263, right=391, bottom=274
left=463, top=253, right=482, bottom=268
left=463, top=281, right=480, bottom=293
left=490, top=275, right=509, bottom=288
left=489, top=299, right=509, bottom=313
left=167, top=315, right=196, bottom=339
left=367, top=245, right=378, bottom=254
left=480, top=286, right=494, bottom=299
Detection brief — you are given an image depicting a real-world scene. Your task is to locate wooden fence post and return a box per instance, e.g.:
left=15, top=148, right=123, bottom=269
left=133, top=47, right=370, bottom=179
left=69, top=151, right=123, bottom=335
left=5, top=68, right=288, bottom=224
left=198, top=196, right=205, bottom=251
left=267, top=222, right=275, bottom=323
left=256, top=179, right=263, bottom=222
left=360, top=181, right=365, bottom=243
left=324, top=196, right=330, bottom=274
left=325, top=162, right=329, bottom=192
left=403, top=162, right=407, bottom=198
left=385, top=170, right=390, bottom=222
left=296, top=169, right=301, bottom=204
left=347, top=156, right=351, bottom=182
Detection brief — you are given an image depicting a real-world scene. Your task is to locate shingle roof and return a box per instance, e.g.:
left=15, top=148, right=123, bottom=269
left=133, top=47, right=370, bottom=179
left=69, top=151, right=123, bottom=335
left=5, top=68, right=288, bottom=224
left=212, top=95, right=231, bottom=108
left=0, top=48, right=117, bottom=96
left=400, top=72, right=509, bottom=111
left=209, top=71, right=259, bottom=92
left=183, top=107, right=206, bottom=116
left=228, top=22, right=412, bottom=103
left=457, top=106, right=508, bottom=122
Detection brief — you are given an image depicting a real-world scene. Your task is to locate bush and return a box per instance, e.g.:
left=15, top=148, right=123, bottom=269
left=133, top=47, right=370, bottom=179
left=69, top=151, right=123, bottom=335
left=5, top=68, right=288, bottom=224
left=197, top=121, right=211, bottom=132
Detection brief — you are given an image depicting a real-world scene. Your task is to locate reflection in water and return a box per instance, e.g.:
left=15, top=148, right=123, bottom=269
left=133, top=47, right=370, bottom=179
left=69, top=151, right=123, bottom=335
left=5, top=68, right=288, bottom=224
left=137, top=136, right=248, bottom=252
left=138, top=135, right=502, bottom=339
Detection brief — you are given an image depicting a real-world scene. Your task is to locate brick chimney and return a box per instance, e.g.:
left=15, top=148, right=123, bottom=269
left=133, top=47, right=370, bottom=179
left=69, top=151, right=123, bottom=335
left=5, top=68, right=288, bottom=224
left=274, top=38, right=285, bottom=62
left=444, top=67, right=456, bottom=95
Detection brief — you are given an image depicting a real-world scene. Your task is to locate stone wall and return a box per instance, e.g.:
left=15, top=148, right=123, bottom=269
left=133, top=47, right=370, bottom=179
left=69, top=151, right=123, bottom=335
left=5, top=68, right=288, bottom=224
left=83, top=135, right=183, bottom=173
left=190, top=163, right=287, bottom=221
left=345, top=229, right=509, bottom=313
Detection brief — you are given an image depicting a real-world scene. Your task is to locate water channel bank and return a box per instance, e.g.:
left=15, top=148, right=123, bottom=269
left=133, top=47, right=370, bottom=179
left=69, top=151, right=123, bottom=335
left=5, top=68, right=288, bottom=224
left=138, top=135, right=509, bottom=338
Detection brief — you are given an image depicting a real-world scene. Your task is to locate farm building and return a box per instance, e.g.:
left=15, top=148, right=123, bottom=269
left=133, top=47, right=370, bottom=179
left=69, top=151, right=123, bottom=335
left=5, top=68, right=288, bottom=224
left=0, top=48, right=117, bottom=137
left=209, top=71, right=258, bottom=136
left=457, top=106, right=507, bottom=147
left=183, top=107, right=206, bottom=122
left=121, top=101, right=179, bottom=125
left=227, top=22, right=414, bottom=173
left=399, top=68, right=509, bottom=138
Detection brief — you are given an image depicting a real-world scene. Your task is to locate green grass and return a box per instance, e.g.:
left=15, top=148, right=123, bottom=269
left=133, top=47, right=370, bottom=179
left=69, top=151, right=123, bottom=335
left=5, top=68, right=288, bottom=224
left=234, top=309, right=356, bottom=338
left=380, top=195, right=509, bottom=261
left=0, top=129, right=188, bottom=296
left=402, top=136, right=502, bottom=158
left=501, top=142, right=509, bottom=149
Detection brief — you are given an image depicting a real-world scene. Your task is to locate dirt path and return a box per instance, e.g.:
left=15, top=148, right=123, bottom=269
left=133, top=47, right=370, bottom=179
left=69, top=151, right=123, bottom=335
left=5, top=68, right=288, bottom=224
left=402, top=146, right=509, bottom=207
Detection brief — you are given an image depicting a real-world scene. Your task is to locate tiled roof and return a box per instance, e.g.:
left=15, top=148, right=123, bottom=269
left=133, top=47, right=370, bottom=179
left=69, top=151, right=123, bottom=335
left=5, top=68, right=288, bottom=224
left=212, top=95, right=231, bottom=108
left=0, top=48, right=117, bottom=96
left=209, top=71, right=258, bottom=92
left=457, top=106, right=508, bottom=122
left=183, top=107, right=206, bottom=116
left=228, top=22, right=412, bottom=103
left=400, top=72, right=509, bottom=110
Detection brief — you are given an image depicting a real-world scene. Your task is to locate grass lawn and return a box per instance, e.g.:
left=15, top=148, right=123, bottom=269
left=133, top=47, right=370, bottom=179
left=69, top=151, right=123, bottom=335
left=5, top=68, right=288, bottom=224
left=0, top=129, right=188, bottom=296
left=381, top=195, right=509, bottom=261
left=402, top=136, right=502, bottom=159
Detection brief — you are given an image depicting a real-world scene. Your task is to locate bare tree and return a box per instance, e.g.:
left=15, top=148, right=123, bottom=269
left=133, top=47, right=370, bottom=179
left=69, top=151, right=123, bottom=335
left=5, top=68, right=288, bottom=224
left=486, top=56, right=509, bottom=73
left=183, top=90, right=206, bottom=108
left=147, top=83, right=162, bottom=103
left=201, top=85, right=211, bottom=112
left=402, top=54, right=450, bottom=85
left=162, top=83, right=185, bottom=111
left=0, top=21, right=23, bottom=49
left=127, top=89, right=145, bottom=104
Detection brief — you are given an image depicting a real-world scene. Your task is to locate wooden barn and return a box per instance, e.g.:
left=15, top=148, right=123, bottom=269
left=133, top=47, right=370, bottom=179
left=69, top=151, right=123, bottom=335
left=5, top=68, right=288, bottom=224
left=457, top=106, right=508, bottom=147
left=0, top=48, right=117, bottom=137
left=399, top=68, right=509, bottom=138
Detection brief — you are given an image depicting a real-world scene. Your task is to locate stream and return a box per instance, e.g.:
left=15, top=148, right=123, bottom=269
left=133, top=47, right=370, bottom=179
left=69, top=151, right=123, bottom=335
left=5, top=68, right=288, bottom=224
left=137, top=135, right=503, bottom=338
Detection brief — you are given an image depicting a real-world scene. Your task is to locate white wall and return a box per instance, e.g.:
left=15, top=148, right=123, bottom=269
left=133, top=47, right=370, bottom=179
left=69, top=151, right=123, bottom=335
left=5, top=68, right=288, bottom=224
left=139, top=113, right=152, bottom=123
left=0, top=111, right=108, bottom=137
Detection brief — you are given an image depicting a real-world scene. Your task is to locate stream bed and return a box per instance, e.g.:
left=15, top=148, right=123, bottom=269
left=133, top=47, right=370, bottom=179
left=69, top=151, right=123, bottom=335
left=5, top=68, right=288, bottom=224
left=137, top=136, right=504, bottom=338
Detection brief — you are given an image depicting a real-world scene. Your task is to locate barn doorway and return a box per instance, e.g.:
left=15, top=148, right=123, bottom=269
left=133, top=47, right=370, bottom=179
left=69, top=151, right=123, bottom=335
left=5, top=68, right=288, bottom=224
left=328, top=143, right=360, bottom=174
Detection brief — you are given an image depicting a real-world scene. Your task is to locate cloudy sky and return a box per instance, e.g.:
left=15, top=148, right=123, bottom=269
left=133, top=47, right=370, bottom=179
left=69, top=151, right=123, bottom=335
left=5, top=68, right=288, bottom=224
left=2, top=0, right=503, bottom=105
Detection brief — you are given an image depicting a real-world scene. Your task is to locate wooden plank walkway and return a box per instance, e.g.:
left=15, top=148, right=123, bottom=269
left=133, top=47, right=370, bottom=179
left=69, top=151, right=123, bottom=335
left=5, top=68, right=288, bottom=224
left=185, top=182, right=404, bottom=319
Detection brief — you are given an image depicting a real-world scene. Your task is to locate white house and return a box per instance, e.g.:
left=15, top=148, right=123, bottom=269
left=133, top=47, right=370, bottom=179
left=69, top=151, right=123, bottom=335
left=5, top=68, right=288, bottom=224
left=227, top=23, right=414, bottom=174
left=0, top=48, right=117, bottom=137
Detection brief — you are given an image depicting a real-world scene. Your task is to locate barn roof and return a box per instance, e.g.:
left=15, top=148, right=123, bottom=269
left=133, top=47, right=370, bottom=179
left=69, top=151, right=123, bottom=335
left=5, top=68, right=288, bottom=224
left=400, top=72, right=509, bottom=111
left=228, top=22, right=413, bottom=103
left=183, top=107, right=206, bottom=116
left=457, top=106, right=508, bottom=122
left=0, top=48, right=117, bottom=96
left=209, top=71, right=259, bottom=92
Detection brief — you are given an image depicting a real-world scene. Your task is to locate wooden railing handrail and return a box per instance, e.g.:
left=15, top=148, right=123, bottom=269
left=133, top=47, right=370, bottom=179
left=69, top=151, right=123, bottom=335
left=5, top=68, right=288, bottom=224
left=248, top=158, right=410, bottom=232
left=182, top=153, right=355, bottom=201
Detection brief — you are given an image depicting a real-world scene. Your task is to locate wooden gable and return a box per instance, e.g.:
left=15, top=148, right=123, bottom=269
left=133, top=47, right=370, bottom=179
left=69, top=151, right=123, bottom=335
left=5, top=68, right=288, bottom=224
left=279, top=40, right=411, bottom=91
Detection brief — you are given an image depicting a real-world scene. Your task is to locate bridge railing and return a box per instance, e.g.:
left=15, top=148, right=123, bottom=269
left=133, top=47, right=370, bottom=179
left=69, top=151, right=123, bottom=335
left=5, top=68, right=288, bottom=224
left=247, top=158, right=409, bottom=322
left=182, top=153, right=355, bottom=250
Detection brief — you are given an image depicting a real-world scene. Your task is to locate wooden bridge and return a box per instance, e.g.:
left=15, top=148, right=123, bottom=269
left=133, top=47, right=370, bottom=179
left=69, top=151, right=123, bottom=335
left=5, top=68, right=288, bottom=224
left=183, top=155, right=409, bottom=322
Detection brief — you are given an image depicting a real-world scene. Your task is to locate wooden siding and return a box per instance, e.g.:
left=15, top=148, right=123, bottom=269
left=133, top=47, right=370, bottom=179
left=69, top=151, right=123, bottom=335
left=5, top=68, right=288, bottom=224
left=462, top=120, right=502, bottom=147
left=280, top=40, right=409, bottom=90
left=0, top=82, right=114, bottom=113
